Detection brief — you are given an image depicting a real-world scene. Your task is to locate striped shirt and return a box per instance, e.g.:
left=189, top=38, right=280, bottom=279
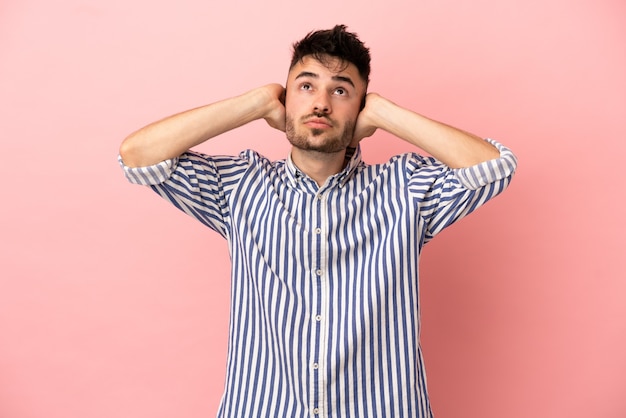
left=119, top=139, right=517, bottom=418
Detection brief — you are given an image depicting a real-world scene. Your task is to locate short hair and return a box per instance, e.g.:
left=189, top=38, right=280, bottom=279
left=290, top=24, right=371, bottom=85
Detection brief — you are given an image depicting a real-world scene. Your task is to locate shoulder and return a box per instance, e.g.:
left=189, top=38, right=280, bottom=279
left=359, top=152, right=446, bottom=176
left=237, top=149, right=287, bottom=173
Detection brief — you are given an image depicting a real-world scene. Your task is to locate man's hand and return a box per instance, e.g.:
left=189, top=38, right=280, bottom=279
left=261, top=83, right=286, bottom=132
left=350, top=93, right=380, bottom=147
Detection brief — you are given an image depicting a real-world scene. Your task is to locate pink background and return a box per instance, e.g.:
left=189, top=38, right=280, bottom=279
left=1, top=0, right=625, bottom=417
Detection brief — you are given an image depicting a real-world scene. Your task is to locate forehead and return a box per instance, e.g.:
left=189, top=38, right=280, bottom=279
left=288, top=55, right=365, bottom=87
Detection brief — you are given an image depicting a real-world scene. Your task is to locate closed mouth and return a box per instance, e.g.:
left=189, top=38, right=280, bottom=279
left=304, top=117, right=332, bottom=128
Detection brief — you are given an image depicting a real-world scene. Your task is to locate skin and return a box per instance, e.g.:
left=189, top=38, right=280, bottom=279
left=283, top=56, right=366, bottom=185
left=119, top=54, right=500, bottom=186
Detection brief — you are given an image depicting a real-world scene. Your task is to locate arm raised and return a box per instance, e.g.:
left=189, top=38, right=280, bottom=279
left=119, top=84, right=286, bottom=168
left=353, top=93, right=500, bottom=168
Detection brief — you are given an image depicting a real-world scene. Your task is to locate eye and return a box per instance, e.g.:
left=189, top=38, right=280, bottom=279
left=334, top=87, right=346, bottom=95
left=300, top=83, right=312, bottom=91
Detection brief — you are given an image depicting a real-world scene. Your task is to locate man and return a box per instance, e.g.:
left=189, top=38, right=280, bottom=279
left=119, top=25, right=516, bottom=418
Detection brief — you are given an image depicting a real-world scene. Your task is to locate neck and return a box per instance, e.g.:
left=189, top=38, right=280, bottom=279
left=291, top=147, right=348, bottom=186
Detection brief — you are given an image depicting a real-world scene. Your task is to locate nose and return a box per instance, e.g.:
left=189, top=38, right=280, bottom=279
left=313, top=91, right=331, bottom=114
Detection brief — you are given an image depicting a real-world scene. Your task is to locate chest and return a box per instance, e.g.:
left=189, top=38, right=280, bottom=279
left=229, top=177, right=421, bottom=263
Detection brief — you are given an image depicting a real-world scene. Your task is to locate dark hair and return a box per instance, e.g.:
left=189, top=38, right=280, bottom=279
left=290, top=24, right=371, bottom=85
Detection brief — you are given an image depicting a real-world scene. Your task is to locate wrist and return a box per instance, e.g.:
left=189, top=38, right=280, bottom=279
left=254, top=84, right=285, bottom=120
left=367, top=94, right=392, bottom=126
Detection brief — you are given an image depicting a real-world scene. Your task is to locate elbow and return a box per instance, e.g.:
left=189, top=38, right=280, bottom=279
left=484, top=142, right=502, bottom=162
left=119, top=134, right=142, bottom=168
left=467, top=140, right=501, bottom=167
left=118, top=137, right=133, bottom=167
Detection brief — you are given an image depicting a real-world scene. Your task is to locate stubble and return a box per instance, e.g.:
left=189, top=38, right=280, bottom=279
left=285, top=114, right=355, bottom=154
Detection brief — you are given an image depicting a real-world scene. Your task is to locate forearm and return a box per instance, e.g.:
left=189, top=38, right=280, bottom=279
left=367, top=95, right=500, bottom=168
left=119, top=86, right=276, bottom=168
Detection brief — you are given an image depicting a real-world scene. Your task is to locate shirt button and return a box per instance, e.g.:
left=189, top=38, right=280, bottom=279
left=313, top=363, right=319, bottom=369
left=314, top=227, right=321, bottom=234
left=313, top=407, right=320, bottom=414
left=315, top=315, right=322, bottom=321
left=316, top=269, right=323, bottom=276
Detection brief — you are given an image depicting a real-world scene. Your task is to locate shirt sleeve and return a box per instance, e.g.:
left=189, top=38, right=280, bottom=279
left=407, top=138, right=517, bottom=242
left=452, top=139, right=517, bottom=190
left=118, top=151, right=251, bottom=238
left=118, top=155, right=179, bottom=185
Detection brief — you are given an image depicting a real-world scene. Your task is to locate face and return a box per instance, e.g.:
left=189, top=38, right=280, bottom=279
left=285, top=55, right=366, bottom=154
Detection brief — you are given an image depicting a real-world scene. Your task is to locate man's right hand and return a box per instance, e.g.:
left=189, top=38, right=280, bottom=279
left=260, top=83, right=286, bottom=132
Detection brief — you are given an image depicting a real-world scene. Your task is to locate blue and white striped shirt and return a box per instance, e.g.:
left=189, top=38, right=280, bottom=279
left=120, top=139, right=517, bottom=418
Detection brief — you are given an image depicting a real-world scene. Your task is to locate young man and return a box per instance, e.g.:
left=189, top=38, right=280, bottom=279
left=119, top=25, right=516, bottom=418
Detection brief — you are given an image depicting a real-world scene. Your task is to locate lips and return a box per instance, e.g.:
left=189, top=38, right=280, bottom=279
left=304, top=117, right=332, bottom=129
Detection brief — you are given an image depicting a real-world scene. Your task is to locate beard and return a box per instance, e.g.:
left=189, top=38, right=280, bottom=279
left=285, top=113, right=355, bottom=154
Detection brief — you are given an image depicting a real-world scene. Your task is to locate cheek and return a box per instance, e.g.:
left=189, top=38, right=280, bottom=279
left=339, top=104, right=361, bottom=122
left=285, top=93, right=305, bottom=116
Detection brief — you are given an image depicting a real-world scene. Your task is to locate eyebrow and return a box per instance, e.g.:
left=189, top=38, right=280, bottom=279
left=295, top=71, right=356, bottom=88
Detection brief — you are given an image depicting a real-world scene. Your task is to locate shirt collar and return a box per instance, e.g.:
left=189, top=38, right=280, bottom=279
left=285, top=146, right=362, bottom=189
